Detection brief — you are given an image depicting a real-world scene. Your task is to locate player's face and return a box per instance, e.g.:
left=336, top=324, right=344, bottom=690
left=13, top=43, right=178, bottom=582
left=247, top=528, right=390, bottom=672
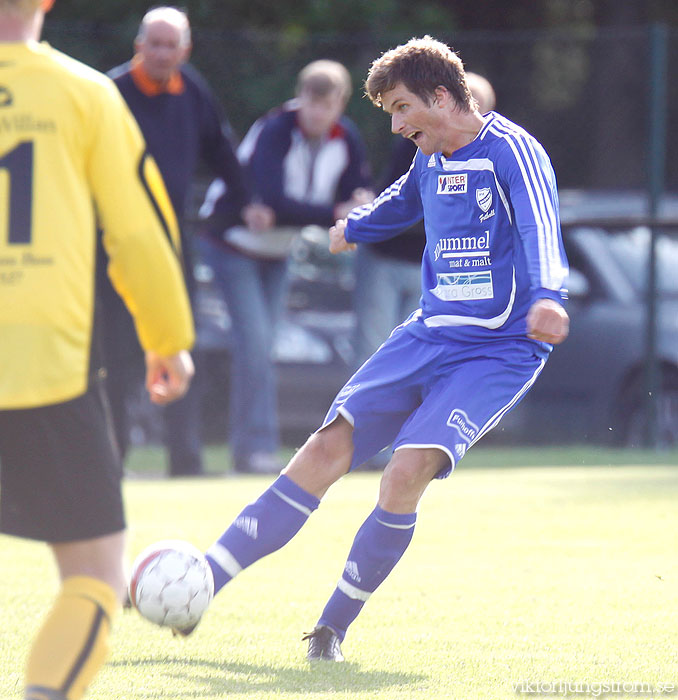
left=136, top=20, right=189, bottom=82
left=382, top=84, right=452, bottom=156
left=297, top=88, right=346, bottom=139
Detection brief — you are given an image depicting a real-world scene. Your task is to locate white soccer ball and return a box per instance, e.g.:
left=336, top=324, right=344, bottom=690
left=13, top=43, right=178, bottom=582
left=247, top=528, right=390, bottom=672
left=129, top=540, right=214, bottom=629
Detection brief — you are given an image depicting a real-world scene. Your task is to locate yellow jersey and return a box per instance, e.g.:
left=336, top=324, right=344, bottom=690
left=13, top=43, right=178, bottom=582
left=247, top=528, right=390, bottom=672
left=0, top=41, right=194, bottom=408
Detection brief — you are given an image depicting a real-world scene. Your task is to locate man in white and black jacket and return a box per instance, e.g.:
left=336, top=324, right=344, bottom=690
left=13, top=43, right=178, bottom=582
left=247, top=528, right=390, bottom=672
left=199, top=59, right=373, bottom=474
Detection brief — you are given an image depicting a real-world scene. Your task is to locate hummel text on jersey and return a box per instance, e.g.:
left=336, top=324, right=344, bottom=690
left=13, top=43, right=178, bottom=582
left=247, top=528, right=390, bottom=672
left=433, top=232, right=490, bottom=261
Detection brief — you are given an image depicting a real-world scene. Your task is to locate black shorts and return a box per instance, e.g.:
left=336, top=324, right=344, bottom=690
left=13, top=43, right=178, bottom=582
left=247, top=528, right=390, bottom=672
left=0, top=380, right=126, bottom=543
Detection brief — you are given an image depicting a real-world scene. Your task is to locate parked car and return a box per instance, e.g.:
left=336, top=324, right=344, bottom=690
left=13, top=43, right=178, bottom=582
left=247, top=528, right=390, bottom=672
left=497, top=222, right=678, bottom=447
left=523, top=190, right=678, bottom=447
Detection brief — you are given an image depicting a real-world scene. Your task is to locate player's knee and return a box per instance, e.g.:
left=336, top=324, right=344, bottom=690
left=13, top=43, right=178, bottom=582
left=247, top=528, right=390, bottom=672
left=379, top=449, right=446, bottom=511
left=283, top=418, right=353, bottom=496
left=305, top=425, right=350, bottom=472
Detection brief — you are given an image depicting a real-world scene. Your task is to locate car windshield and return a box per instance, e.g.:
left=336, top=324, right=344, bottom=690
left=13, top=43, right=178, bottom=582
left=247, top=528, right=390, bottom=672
left=606, top=226, right=678, bottom=297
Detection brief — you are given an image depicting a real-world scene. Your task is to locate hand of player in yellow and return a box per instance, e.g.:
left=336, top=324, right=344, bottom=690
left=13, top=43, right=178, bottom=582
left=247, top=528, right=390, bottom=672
left=145, top=350, right=195, bottom=405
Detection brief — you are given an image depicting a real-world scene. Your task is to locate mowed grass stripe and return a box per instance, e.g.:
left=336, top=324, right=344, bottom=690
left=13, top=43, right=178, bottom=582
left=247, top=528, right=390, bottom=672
left=1, top=460, right=677, bottom=699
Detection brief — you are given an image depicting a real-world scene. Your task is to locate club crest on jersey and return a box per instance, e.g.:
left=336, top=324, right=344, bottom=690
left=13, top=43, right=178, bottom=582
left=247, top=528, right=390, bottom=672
left=476, top=187, right=492, bottom=212
left=437, top=173, right=467, bottom=194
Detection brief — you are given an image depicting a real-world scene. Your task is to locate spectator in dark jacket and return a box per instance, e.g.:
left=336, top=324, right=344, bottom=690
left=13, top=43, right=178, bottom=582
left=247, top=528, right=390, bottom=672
left=102, top=6, right=257, bottom=476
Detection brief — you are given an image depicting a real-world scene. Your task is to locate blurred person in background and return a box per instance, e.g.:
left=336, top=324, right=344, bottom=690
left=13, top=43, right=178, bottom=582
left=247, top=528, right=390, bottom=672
left=102, top=6, right=258, bottom=477
left=353, top=71, right=496, bottom=470
left=0, top=0, right=194, bottom=697
left=198, top=59, right=373, bottom=474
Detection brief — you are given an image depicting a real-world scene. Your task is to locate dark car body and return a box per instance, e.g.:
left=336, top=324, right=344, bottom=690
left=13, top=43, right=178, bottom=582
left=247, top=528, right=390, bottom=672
left=498, top=223, right=678, bottom=446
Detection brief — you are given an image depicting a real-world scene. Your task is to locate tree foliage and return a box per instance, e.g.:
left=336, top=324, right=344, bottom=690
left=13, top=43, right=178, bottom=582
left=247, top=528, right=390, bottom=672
left=44, top=1, right=678, bottom=189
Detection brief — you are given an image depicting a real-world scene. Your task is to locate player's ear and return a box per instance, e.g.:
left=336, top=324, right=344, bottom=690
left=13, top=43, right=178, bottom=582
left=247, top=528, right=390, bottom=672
left=42, top=0, right=55, bottom=12
left=436, top=85, right=450, bottom=107
left=433, top=85, right=449, bottom=107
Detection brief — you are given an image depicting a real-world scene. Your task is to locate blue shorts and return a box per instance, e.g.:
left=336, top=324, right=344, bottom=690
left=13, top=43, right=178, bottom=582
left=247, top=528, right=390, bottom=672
left=321, top=326, right=547, bottom=478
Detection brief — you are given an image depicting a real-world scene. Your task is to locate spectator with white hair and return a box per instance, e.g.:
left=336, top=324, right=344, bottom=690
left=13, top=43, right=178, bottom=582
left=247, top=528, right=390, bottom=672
left=103, top=6, right=266, bottom=476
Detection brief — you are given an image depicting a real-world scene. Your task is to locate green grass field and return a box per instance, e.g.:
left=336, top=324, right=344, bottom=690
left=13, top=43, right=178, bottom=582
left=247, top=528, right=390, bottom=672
left=2, top=447, right=678, bottom=699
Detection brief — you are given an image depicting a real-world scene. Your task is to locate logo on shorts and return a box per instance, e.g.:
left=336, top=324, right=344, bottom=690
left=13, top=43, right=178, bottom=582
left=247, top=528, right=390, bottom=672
left=336, top=383, right=359, bottom=404
left=437, top=173, right=467, bottom=194
left=447, top=409, right=479, bottom=443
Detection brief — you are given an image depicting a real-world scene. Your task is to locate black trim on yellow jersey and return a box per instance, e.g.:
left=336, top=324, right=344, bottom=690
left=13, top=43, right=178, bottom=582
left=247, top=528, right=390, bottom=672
left=90, top=227, right=110, bottom=388
left=136, top=150, right=182, bottom=263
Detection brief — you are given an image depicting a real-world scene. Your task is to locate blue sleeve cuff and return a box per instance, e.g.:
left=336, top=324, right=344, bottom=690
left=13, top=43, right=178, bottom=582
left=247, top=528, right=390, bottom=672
left=532, top=287, right=568, bottom=306
left=344, top=222, right=358, bottom=244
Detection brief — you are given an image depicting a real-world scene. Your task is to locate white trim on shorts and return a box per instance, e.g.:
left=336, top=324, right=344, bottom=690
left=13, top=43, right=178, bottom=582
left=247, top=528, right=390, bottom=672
left=394, top=443, right=456, bottom=469
left=317, top=404, right=355, bottom=434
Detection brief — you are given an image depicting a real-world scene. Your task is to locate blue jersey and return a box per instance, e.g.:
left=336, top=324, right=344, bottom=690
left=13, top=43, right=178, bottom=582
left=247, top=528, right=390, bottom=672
left=346, top=112, right=568, bottom=347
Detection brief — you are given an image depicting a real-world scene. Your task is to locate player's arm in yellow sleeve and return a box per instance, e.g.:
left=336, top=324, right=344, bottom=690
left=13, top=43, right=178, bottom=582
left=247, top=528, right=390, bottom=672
left=86, top=78, right=195, bottom=359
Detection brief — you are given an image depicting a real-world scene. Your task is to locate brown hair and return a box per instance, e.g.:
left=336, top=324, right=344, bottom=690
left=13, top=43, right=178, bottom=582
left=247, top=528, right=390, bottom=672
left=365, top=36, right=472, bottom=112
left=296, top=60, right=352, bottom=102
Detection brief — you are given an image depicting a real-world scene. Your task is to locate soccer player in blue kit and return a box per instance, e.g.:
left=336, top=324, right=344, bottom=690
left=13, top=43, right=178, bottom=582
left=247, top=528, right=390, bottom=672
left=190, top=36, right=570, bottom=661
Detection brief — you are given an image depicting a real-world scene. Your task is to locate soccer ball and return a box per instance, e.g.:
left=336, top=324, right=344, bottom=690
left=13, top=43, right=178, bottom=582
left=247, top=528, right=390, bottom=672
left=129, top=540, right=214, bottom=629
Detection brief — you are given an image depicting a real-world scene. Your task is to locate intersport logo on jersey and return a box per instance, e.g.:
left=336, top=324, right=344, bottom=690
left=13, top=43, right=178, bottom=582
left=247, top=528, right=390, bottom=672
left=437, top=173, right=467, bottom=194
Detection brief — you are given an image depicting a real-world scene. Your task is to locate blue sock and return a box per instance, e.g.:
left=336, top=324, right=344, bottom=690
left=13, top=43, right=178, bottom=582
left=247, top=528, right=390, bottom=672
left=318, top=505, right=416, bottom=640
left=206, top=474, right=320, bottom=594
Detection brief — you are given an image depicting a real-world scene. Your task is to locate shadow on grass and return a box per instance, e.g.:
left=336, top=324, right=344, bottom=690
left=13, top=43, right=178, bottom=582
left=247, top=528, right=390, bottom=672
left=109, top=655, right=426, bottom=696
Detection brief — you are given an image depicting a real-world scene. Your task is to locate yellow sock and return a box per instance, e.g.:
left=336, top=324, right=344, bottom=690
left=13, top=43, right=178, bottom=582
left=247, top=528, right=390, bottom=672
left=25, top=576, right=119, bottom=700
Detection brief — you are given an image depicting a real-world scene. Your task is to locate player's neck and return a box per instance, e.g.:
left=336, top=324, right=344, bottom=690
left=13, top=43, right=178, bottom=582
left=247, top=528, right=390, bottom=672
left=0, top=11, right=43, bottom=42
left=441, top=110, right=485, bottom=157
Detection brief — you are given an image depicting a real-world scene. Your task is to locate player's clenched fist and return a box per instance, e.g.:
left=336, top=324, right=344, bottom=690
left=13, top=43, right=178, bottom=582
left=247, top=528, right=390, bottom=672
left=526, top=298, right=570, bottom=345
left=329, top=219, right=357, bottom=254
